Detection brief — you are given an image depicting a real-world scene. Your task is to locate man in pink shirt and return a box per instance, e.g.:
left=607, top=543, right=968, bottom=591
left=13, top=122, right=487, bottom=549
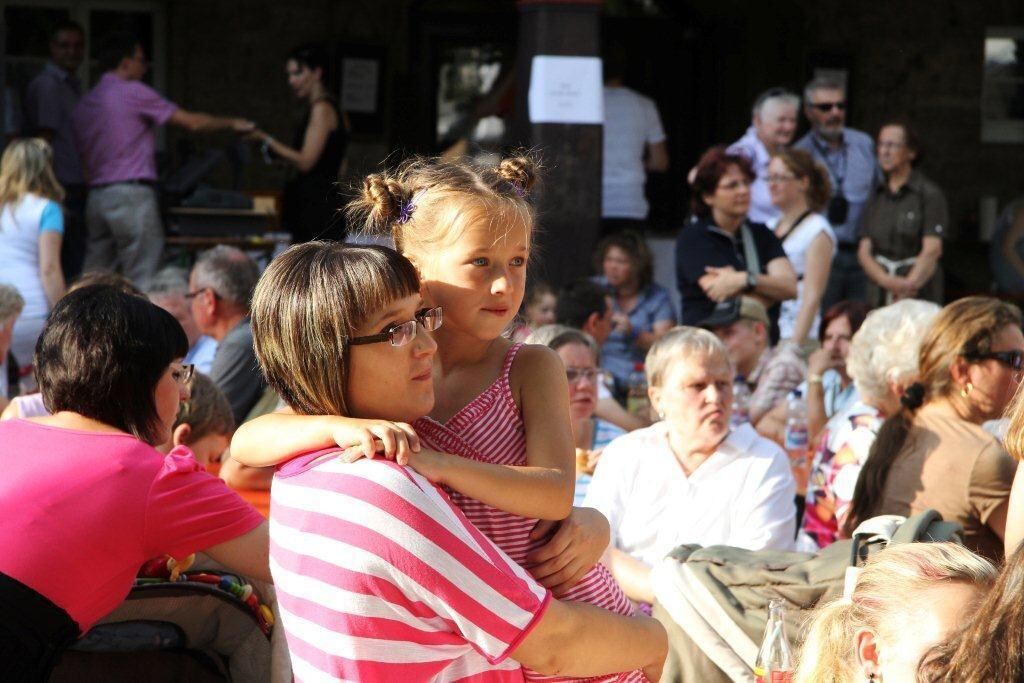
left=71, top=32, right=253, bottom=288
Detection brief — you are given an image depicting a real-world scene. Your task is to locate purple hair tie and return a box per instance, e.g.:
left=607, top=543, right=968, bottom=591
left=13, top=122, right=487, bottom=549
left=397, top=199, right=416, bottom=224
left=506, top=181, right=525, bottom=198
left=396, top=189, right=427, bottom=225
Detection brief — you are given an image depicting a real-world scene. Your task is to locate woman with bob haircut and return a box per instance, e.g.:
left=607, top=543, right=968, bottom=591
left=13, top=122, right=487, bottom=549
left=675, top=145, right=797, bottom=340
left=795, top=542, right=994, bottom=683
left=0, top=285, right=268, bottom=679
left=248, top=241, right=667, bottom=682
left=845, top=296, right=1022, bottom=562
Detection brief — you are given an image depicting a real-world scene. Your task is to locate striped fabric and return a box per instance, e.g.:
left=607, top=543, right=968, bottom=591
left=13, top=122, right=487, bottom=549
left=270, top=454, right=551, bottom=682
left=416, top=344, right=647, bottom=683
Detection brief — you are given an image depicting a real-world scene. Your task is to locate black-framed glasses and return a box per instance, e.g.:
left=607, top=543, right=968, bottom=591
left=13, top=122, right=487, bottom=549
left=565, top=367, right=610, bottom=385
left=964, top=350, right=1024, bottom=371
left=809, top=101, right=846, bottom=112
left=345, top=307, right=443, bottom=347
left=184, top=287, right=220, bottom=301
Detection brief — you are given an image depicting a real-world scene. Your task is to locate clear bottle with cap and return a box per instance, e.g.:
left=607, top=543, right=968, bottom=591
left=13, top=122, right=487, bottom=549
left=626, top=362, right=650, bottom=421
left=783, top=388, right=810, bottom=495
left=754, top=598, right=794, bottom=683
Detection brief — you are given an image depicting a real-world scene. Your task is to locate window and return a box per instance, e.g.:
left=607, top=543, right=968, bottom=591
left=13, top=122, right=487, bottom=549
left=981, top=27, right=1024, bottom=143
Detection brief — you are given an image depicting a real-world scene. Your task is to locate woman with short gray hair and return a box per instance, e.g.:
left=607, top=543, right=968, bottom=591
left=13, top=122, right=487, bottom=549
left=583, top=325, right=796, bottom=604
left=799, top=299, right=940, bottom=551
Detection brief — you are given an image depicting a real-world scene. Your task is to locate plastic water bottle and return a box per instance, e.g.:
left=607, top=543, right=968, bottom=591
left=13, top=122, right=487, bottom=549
left=731, top=377, right=751, bottom=428
left=626, top=363, right=650, bottom=421
left=784, top=389, right=810, bottom=495
left=754, top=599, right=794, bottom=683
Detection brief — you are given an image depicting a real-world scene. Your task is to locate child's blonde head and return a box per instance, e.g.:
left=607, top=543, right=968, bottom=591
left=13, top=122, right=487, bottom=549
left=0, top=138, right=64, bottom=207
left=347, top=154, right=540, bottom=266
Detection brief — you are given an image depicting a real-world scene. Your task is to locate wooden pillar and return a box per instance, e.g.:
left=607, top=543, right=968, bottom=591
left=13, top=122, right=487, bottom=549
left=512, top=0, right=603, bottom=289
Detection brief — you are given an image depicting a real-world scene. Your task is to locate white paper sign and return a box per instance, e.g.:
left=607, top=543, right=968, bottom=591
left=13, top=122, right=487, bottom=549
left=341, top=58, right=379, bottom=113
left=528, top=55, right=603, bottom=124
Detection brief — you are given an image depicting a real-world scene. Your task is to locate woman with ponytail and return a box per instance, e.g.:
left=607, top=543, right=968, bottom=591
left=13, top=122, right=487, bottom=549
left=795, top=543, right=994, bottom=683
left=844, top=297, right=1023, bottom=561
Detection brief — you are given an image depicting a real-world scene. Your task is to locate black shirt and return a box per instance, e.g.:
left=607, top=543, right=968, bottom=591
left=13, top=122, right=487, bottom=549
left=675, top=214, right=788, bottom=337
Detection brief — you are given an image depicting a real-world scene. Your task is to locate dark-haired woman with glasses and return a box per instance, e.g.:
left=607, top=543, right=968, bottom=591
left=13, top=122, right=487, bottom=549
left=845, top=296, right=1022, bottom=563
left=675, top=146, right=797, bottom=343
left=250, top=43, right=349, bottom=242
left=525, top=325, right=627, bottom=504
left=0, top=286, right=268, bottom=678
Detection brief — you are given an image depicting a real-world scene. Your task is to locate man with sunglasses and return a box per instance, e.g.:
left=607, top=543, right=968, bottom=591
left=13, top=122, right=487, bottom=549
left=794, top=76, right=880, bottom=311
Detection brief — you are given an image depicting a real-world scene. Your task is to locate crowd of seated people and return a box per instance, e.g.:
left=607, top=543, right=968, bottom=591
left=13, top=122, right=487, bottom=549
left=5, top=60, right=1024, bottom=683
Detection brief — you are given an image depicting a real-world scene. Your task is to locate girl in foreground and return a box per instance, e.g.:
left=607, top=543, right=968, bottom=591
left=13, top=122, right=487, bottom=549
left=248, top=242, right=665, bottom=681
left=234, top=156, right=650, bottom=681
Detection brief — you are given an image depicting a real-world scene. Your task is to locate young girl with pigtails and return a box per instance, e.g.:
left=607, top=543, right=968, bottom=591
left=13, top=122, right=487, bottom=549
left=232, top=155, right=651, bottom=682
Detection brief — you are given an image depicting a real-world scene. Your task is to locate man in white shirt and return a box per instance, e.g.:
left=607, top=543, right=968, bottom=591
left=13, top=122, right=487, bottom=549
left=727, top=88, right=800, bottom=225
left=583, top=326, right=795, bottom=603
left=601, top=47, right=668, bottom=235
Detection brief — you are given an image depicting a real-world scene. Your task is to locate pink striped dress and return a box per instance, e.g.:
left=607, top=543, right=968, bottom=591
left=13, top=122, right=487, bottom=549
left=415, top=343, right=646, bottom=683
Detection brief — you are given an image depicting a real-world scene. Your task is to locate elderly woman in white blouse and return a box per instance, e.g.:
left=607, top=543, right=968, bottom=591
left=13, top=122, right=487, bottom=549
left=583, top=326, right=795, bottom=604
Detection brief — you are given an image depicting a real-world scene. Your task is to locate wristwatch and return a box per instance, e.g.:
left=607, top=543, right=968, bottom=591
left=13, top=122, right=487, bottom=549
left=744, top=271, right=758, bottom=293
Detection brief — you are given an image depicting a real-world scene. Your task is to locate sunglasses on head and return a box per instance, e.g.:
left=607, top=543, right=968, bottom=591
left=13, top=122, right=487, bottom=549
left=809, top=101, right=846, bottom=113
left=963, top=350, right=1024, bottom=371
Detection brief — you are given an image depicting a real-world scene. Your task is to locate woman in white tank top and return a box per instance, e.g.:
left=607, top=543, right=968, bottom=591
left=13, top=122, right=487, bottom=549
left=766, top=149, right=836, bottom=346
left=0, top=139, right=66, bottom=378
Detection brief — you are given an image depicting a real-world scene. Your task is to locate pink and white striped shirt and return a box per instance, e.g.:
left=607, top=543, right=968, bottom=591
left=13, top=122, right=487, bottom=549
left=270, top=451, right=551, bottom=682
left=416, top=344, right=645, bottom=683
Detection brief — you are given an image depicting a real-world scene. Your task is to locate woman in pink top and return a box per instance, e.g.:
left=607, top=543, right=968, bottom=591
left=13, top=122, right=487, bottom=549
left=240, top=242, right=666, bottom=681
left=0, top=285, right=268, bottom=680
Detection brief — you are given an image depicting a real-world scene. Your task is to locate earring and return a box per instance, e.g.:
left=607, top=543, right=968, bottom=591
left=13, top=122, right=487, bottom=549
left=960, top=382, right=974, bottom=399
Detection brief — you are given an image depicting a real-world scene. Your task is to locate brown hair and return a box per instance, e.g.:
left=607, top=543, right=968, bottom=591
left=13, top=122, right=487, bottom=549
left=346, top=154, right=540, bottom=264
left=689, top=146, right=755, bottom=217
left=819, top=300, right=869, bottom=343
left=919, top=544, right=1024, bottom=682
left=175, top=372, right=235, bottom=444
left=772, top=148, right=833, bottom=213
left=845, top=297, right=1022, bottom=536
left=251, top=242, right=420, bottom=417
left=0, top=138, right=64, bottom=208
left=67, top=270, right=144, bottom=297
left=593, top=230, right=654, bottom=290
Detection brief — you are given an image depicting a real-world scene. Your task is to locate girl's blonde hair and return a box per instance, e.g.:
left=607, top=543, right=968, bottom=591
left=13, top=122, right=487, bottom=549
left=0, top=138, right=64, bottom=208
left=795, top=543, right=996, bottom=683
left=346, top=154, right=540, bottom=263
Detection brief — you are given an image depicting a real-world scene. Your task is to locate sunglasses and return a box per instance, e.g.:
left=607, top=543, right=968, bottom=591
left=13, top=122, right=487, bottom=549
left=809, top=101, right=846, bottom=112
left=346, top=307, right=443, bottom=347
left=964, top=350, right=1024, bottom=371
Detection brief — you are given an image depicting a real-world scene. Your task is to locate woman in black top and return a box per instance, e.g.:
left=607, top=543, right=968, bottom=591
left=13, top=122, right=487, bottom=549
left=675, top=146, right=796, bottom=338
left=252, top=44, right=349, bottom=242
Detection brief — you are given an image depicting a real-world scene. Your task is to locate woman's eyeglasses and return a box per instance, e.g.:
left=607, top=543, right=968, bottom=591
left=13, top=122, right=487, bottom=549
left=346, top=307, right=443, bottom=347
left=964, top=350, right=1024, bottom=371
left=171, top=363, right=195, bottom=387
left=565, top=367, right=609, bottom=385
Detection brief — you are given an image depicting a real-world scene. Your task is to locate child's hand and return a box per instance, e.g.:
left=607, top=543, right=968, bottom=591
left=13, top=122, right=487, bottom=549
left=334, top=419, right=420, bottom=464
